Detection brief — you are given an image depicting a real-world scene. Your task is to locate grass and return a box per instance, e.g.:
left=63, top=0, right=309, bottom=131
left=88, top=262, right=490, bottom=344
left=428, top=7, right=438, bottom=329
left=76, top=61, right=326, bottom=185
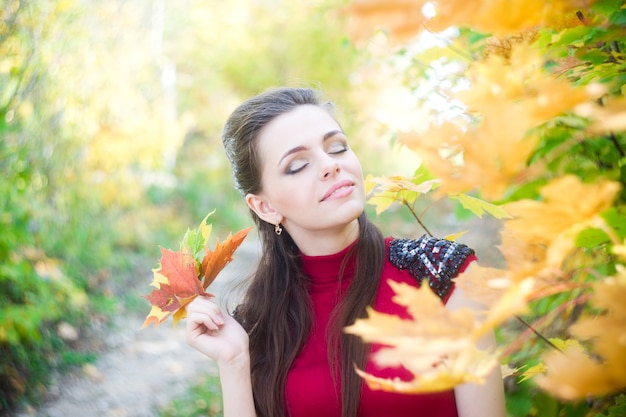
left=158, top=374, right=224, bottom=417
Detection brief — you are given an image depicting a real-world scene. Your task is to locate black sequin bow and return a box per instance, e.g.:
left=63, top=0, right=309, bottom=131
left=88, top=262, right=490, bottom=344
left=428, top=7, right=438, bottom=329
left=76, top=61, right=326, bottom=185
left=388, top=236, right=475, bottom=300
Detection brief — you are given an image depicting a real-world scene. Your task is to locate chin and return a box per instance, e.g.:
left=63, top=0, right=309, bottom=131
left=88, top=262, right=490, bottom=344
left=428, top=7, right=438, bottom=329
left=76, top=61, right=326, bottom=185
left=343, top=201, right=366, bottom=222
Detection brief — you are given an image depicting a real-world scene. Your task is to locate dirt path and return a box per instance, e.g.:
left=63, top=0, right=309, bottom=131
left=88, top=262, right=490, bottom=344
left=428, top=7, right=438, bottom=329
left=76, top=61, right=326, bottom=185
left=15, top=239, right=260, bottom=417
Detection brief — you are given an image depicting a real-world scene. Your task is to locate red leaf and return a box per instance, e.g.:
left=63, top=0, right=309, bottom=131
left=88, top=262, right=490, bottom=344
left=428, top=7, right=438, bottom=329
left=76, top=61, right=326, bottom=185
left=158, top=247, right=204, bottom=297
left=141, top=247, right=206, bottom=328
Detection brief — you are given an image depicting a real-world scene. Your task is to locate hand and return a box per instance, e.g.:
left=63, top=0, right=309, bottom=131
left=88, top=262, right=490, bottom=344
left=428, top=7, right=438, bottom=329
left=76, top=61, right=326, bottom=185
left=185, top=295, right=249, bottom=368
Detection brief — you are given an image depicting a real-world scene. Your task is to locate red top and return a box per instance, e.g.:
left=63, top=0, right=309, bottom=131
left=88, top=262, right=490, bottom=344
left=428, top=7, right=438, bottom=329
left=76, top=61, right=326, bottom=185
left=284, top=237, right=476, bottom=417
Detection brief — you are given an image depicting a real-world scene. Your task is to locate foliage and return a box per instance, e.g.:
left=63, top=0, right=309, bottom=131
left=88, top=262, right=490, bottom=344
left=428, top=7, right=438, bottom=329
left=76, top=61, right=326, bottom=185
left=1, top=0, right=183, bottom=411
left=1, top=1, right=91, bottom=410
left=0, top=96, right=96, bottom=411
left=344, top=0, right=626, bottom=415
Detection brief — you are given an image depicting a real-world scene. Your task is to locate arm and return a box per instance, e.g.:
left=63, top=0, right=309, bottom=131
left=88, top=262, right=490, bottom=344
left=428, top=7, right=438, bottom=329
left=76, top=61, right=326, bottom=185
left=446, top=280, right=506, bottom=417
left=186, top=296, right=257, bottom=417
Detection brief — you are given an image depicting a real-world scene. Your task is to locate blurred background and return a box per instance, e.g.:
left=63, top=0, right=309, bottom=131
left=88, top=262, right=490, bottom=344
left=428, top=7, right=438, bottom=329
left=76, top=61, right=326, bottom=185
left=8, top=0, right=623, bottom=416
left=1, top=0, right=439, bottom=414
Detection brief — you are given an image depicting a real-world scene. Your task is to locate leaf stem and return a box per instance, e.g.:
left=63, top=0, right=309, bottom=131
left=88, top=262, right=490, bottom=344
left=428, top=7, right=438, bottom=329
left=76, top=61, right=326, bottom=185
left=513, top=315, right=564, bottom=353
left=403, top=200, right=434, bottom=236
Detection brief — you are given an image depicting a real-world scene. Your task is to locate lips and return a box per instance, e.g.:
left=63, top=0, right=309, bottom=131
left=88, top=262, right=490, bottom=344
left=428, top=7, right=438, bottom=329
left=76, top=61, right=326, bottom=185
left=321, top=179, right=355, bottom=201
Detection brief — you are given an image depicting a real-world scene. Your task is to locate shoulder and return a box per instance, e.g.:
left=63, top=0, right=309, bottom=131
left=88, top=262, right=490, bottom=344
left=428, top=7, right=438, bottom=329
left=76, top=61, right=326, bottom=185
left=385, top=236, right=476, bottom=300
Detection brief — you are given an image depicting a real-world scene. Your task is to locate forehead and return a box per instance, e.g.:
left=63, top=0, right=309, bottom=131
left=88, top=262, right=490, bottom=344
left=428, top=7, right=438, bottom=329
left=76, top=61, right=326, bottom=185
left=256, top=105, right=341, bottom=154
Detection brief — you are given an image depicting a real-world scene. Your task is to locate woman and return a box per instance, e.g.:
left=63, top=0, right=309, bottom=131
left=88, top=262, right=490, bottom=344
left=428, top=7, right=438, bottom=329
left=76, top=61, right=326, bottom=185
left=185, top=87, right=506, bottom=417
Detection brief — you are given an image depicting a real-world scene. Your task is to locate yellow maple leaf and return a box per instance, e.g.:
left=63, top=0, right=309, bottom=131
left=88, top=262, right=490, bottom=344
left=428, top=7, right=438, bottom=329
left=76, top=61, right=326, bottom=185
left=345, top=280, right=500, bottom=393
left=400, top=43, right=602, bottom=201
left=400, top=117, right=540, bottom=200
left=536, top=346, right=622, bottom=400
left=449, top=193, right=512, bottom=219
left=364, top=174, right=378, bottom=196
left=576, top=96, right=626, bottom=134
left=504, top=175, right=620, bottom=262
left=458, top=44, right=600, bottom=126
left=355, top=346, right=495, bottom=393
left=536, top=270, right=626, bottom=399
left=456, top=264, right=509, bottom=307
left=482, top=176, right=620, bottom=291
left=613, top=241, right=626, bottom=261
left=365, top=174, right=440, bottom=214
left=570, top=271, right=626, bottom=349
left=497, top=229, right=549, bottom=279
left=475, top=278, right=534, bottom=338
left=506, top=175, right=618, bottom=236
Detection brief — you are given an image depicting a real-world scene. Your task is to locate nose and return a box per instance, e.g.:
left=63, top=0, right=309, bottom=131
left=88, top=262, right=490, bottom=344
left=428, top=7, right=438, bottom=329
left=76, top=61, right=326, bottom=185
left=322, top=160, right=341, bottom=179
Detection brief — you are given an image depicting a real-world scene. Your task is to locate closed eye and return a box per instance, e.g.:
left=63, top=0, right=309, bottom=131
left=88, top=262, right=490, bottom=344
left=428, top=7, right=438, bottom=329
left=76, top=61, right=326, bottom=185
left=286, top=161, right=308, bottom=175
left=327, top=140, right=349, bottom=155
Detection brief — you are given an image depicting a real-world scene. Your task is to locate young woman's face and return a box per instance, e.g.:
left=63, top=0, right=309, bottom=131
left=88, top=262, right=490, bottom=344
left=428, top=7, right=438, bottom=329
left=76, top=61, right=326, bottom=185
left=247, top=105, right=365, bottom=250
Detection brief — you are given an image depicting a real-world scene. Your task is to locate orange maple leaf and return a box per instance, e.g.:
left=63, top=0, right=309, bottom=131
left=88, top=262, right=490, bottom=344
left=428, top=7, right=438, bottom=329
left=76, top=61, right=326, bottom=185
left=200, top=227, right=252, bottom=289
left=343, top=0, right=597, bottom=44
left=342, top=0, right=430, bottom=45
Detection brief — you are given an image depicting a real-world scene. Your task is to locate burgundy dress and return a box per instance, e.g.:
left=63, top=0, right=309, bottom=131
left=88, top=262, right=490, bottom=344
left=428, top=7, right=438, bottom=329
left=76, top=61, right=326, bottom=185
left=284, top=236, right=476, bottom=417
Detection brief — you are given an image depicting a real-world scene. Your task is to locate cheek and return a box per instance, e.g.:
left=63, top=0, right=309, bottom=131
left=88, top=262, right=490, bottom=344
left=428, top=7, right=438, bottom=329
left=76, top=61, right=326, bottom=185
left=262, top=177, right=310, bottom=212
left=347, top=156, right=364, bottom=178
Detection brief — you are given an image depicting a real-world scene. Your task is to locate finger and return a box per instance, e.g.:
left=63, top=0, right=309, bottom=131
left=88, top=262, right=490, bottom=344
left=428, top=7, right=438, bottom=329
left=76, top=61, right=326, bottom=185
left=186, top=310, right=223, bottom=333
left=188, top=296, right=225, bottom=325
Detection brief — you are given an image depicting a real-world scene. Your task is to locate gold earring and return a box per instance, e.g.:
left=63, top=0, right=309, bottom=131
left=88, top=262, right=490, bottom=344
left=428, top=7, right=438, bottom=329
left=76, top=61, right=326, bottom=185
left=274, top=223, right=283, bottom=236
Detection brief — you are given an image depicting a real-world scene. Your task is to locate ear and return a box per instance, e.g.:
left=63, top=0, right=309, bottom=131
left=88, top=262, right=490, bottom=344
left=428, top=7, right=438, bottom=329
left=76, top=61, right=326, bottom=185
left=246, top=193, right=283, bottom=225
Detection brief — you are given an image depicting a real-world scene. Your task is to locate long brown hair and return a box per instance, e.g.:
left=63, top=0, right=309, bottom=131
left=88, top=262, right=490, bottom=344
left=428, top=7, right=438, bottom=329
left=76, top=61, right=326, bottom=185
left=222, top=87, right=385, bottom=417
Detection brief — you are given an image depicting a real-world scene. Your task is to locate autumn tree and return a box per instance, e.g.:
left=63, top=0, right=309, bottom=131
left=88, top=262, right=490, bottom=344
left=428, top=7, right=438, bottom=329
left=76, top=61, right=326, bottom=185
left=341, top=0, right=626, bottom=415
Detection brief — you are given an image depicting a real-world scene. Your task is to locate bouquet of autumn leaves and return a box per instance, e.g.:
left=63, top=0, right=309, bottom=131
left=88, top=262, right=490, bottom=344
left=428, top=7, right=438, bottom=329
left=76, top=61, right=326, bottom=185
left=142, top=211, right=251, bottom=328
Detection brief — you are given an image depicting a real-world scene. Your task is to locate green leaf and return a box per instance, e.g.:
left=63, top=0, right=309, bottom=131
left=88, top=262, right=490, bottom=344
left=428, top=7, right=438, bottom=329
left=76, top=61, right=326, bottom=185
left=592, top=0, right=625, bottom=17
left=607, top=394, right=626, bottom=417
left=449, top=193, right=513, bottom=219
left=578, top=49, right=609, bottom=65
left=519, top=363, right=546, bottom=383
left=602, top=207, right=626, bottom=240
left=535, top=390, right=559, bottom=417
left=608, top=8, right=626, bottom=26
left=551, top=26, right=590, bottom=48
left=575, top=227, right=611, bottom=248
left=180, top=210, right=215, bottom=261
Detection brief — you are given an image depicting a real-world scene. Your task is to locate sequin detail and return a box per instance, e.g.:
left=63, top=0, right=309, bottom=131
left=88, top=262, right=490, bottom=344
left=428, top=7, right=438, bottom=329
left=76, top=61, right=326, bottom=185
left=388, top=236, right=475, bottom=300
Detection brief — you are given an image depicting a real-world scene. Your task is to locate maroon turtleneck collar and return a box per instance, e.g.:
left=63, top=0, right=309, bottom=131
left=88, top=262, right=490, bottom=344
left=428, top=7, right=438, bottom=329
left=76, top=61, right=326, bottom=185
left=299, top=240, right=358, bottom=289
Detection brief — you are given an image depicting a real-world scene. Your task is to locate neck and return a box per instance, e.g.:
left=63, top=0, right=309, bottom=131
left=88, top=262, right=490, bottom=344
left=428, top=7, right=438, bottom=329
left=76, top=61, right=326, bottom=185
left=288, top=219, right=360, bottom=256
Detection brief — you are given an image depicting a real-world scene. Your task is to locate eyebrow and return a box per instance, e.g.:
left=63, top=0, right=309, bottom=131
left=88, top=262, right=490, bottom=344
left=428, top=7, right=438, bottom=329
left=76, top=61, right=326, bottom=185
left=277, top=129, right=344, bottom=166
